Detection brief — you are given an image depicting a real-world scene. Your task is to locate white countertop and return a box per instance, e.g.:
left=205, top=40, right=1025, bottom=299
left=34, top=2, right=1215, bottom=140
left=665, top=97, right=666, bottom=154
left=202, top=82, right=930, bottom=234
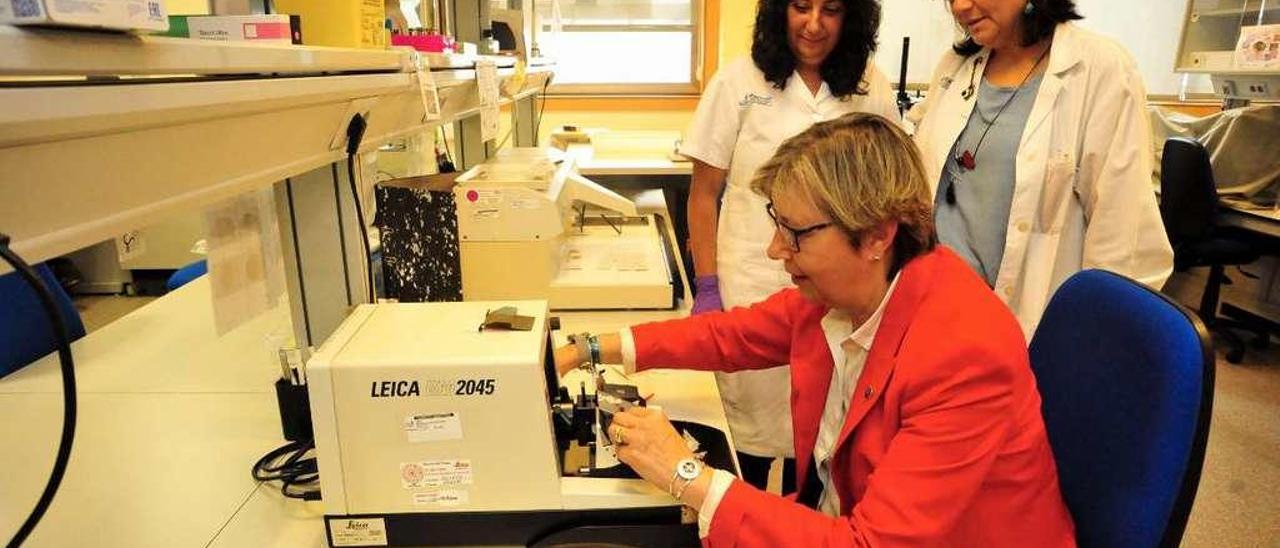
left=1, top=203, right=727, bottom=547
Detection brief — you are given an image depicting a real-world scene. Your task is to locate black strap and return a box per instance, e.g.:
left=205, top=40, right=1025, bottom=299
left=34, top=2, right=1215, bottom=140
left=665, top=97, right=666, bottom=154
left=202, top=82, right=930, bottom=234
left=795, top=456, right=823, bottom=510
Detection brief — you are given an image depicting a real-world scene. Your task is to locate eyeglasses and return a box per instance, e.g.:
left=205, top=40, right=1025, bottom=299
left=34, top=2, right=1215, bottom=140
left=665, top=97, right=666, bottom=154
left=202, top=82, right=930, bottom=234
left=765, top=202, right=834, bottom=251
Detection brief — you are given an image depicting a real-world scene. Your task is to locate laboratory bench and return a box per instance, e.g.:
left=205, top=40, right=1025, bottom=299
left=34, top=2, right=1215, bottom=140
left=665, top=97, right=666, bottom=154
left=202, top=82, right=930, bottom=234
left=0, top=210, right=731, bottom=548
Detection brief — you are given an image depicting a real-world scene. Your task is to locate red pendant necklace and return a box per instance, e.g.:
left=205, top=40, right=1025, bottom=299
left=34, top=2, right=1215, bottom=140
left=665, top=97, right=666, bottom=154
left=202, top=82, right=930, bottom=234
left=947, top=44, right=1052, bottom=205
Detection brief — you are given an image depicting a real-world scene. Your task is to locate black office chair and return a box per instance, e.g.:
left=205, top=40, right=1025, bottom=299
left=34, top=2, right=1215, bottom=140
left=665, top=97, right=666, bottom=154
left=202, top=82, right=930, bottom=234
left=1159, top=136, right=1263, bottom=363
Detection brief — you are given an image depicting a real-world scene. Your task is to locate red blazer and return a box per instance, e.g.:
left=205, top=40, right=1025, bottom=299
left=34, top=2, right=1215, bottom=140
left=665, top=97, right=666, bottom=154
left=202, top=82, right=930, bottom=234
left=632, top=248, right=1076, bottom=547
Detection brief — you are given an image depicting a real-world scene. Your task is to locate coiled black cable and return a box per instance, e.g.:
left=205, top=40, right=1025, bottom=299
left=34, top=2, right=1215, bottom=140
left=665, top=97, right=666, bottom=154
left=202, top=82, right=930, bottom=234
left=2, top=233, right=78, bottom=548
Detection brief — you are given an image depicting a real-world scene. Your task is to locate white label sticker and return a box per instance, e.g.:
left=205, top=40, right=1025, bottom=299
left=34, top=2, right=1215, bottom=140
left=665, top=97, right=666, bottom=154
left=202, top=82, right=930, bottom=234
left=400, top=459, right=473, bottom=489
left=115, top=230, right=147, bottom=263
left=329, top=518, right=388, bottom=547
left=509, top=198, right=541, bottom=210
left=414, top=489, right=469, bottom=506
left=403, top=411, right=463, bottom=443
left=475, top=190, right=503, bottom=206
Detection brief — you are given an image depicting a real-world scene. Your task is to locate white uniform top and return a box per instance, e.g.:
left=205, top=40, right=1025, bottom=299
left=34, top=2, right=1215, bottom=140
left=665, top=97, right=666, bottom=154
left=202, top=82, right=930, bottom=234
left=678, top=57, right=900, bottom=457
left=908, top=23, right=1172, bottom=339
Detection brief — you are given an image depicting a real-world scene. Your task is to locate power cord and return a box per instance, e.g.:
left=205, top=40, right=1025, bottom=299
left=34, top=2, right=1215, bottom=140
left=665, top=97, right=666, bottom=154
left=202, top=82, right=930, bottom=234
left=495, top=76, right=553, bottom=151
left=251, top=440, right=321, bottom=501
left=1, top=233, right=78, bottom=548
left=436, top=126, right=456, bottom=173
left=534, top=76, right=550, bottom=145
left=344, top=114, right=377, bottom=304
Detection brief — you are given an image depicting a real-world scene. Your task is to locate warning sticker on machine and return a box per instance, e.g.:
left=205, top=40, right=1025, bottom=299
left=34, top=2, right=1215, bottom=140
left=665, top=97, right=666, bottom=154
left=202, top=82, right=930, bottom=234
left=413, top=489, right=469, bottom=506
left=329, top=518, right=388, bottom=546
left=402, top=411, right=463, bottom=443
left=400, top=459, right=473, bottom=489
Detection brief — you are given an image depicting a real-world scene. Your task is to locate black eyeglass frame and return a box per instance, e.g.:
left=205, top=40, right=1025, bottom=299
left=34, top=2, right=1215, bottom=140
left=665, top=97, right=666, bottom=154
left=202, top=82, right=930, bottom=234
left=765, top=202, right=834, bottom=251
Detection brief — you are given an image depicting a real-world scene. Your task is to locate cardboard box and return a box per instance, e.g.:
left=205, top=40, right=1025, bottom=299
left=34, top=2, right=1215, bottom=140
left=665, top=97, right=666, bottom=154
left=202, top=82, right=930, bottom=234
left=273, top=0, right=385, bottom=49
left=185, top=14, right=300, bottom=45
left=0, top=0, right=168, bottom=32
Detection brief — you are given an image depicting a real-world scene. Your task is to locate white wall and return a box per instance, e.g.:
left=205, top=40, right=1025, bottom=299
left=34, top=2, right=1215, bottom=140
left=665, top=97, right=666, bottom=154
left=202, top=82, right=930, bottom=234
left=1071, top=0, right=1212, bottom=95
left=875, top=0, right=1212, bottom=96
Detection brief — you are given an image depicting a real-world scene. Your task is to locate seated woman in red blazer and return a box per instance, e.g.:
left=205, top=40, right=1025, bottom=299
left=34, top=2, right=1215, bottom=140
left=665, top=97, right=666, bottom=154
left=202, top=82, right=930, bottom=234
left=554, top=113, right=1075, bottom=547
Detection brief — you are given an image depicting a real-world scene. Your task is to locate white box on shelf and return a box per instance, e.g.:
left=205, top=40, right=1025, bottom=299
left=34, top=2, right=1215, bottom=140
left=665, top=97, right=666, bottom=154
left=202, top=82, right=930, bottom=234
left=187, top=14, right=295, bottom=44
left=0, top=0, right=168, bottom=32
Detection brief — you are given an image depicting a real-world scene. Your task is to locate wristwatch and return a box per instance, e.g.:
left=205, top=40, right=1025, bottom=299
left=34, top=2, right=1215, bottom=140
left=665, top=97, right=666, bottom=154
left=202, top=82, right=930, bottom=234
left=670, top=458, right=704, bottom=500
left=567, top=332, right=597, bottom=371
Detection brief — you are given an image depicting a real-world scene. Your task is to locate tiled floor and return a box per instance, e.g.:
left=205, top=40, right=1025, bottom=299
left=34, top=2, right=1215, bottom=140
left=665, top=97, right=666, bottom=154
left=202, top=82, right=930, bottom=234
left=1183, top=343, right=1280, bottom=547
left=74, top=279, right=1280, bottom=545
left=1164, top=269, right=1280, bottom=546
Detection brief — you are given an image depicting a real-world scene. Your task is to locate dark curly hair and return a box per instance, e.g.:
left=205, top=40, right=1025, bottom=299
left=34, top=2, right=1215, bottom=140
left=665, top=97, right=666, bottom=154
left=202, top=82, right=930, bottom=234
left=953, top=0, right=1082, bottom=56
left=750, top=0, right=881, bottom=98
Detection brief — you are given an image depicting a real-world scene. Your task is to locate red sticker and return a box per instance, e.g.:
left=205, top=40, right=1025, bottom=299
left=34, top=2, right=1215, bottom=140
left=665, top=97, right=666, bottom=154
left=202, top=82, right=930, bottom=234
left=466, top=190, right=479, bottom=202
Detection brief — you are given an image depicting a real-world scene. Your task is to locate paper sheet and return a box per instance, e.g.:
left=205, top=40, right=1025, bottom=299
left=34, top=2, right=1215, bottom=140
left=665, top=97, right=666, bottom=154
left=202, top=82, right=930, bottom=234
left=476, top=60, right=500, bottom=143
left=1235, top=24, right=1280, bottom=70
left=204, top=188, right=286, bottom=335
left=414, top=52, right=442, bottom=121
left=114, top=230, right=146, bottom=262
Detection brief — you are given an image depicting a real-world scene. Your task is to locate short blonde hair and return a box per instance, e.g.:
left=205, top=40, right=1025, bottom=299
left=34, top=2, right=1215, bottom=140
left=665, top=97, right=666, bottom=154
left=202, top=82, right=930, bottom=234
left=750, top=112, right=937, bottom=276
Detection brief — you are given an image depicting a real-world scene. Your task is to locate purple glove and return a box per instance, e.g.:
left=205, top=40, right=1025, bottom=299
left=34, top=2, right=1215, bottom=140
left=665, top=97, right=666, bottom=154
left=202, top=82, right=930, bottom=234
left=691, top=275, right=723, bottom=315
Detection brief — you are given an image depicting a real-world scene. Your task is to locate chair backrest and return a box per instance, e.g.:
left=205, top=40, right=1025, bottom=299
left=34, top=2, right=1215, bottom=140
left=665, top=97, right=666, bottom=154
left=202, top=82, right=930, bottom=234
left=0, top=263, right=86, bottom=378
left=1159, top=137, right=1219, bottom=248
left=166, top=259, right=208, bottom=292
left=1029, top=270, right=1214, bottom=548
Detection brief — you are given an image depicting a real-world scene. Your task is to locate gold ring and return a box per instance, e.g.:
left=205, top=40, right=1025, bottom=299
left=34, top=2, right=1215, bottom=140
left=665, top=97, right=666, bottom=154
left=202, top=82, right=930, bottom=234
left=612, top=425, right=626, bottom=446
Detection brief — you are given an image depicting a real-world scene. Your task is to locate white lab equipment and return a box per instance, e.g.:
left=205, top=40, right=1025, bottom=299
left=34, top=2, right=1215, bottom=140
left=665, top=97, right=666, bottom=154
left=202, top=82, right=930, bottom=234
left=1178, top=0, right=1280, bottom=100
left=306, top=301, right=736, bottom=546
left=453, top=149, right=679, bottom=310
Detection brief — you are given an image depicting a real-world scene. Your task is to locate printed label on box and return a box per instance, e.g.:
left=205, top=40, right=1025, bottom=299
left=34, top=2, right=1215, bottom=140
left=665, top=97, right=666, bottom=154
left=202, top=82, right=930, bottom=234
left=413, top=489, right=469, bottom=506
left=329, top=518, right=388, bottom=547
left=403, top=411, right=463, bottom=443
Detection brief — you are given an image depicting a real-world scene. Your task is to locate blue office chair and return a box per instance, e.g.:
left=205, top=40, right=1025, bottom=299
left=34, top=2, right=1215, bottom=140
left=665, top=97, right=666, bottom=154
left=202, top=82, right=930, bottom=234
left=0, top=262, right=87, bottom=378
left=1029, top=269, right=1214, bottom=548
left=165, top=259, right=208, bottom=292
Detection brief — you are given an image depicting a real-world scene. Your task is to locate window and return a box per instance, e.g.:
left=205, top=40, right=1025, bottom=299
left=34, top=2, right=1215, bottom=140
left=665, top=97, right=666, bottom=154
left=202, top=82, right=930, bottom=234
left=532, top=0, right=701, bottom=94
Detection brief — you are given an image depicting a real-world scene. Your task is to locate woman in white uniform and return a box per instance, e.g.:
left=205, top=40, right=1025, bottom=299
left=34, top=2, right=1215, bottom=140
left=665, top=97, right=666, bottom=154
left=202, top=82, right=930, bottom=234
left=678, top=0, right=899, bottom=492
left=909, top=0, right=1173, bottom=338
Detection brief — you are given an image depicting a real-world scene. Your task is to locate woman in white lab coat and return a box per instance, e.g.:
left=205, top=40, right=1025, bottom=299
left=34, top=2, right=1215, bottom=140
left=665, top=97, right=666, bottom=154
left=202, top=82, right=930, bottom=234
left=678, top=0, right=899, bottom=493
left=909, top=0, right=1173, bottom=338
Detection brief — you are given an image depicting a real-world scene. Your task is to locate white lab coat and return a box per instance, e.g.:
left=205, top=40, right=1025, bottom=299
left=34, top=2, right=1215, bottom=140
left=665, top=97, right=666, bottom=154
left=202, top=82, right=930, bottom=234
left=680, top=57, right=899, bottom=457
left=909, top=23, right=1173, bottom=339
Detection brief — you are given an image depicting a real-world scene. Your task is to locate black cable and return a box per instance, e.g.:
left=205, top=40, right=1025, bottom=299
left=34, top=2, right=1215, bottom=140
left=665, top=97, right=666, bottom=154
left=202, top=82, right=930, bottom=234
left=251, top=440, right=321, bottom=501
left=437, top=126, right=456, bottom=173
left=534, top=76, right=550, bottom=145
left=344, top=114, right=376, bottom=304
left=1, top=233, right=77, bottom=548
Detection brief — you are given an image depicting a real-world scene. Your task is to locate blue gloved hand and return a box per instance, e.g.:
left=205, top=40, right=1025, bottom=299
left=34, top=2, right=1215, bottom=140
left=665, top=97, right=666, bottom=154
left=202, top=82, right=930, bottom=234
left=691, top=275, right=723, bottom=315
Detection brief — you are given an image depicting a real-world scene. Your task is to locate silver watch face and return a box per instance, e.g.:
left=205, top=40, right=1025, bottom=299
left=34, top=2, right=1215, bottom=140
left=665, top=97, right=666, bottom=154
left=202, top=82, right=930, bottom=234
left=676, top=458, right=701, bottom=480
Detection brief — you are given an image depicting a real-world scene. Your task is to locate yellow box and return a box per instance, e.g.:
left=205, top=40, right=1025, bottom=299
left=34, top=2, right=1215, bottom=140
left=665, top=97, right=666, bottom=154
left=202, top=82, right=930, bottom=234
left=273, top=0, right=385, bottom=49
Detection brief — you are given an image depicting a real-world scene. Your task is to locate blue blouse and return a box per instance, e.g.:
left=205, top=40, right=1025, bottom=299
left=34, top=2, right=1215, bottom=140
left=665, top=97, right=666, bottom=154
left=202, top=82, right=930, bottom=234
left=934, top=72, right=1045, bottom=286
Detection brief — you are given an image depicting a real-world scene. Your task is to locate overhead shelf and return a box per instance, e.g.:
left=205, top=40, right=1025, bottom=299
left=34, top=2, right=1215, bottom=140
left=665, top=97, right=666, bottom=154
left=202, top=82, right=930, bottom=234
left=1193, top=2, right=1280, bottom=18
left=0, top=25, right=410, bottom=77
left=0, top=27, right=552, bottom=271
